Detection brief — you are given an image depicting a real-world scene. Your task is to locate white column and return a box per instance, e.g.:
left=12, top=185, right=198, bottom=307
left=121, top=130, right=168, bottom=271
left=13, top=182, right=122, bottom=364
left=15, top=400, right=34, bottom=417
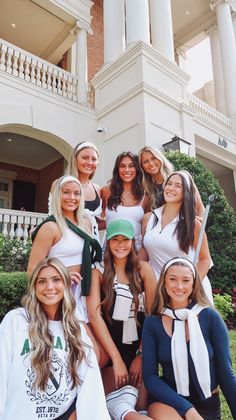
left=149, top=0, right=175, bottom=61
left=211, top=0, right=236, bottom=129
left=176, top=47, right=187, bottom=71
left=232, top=12, right=236, bottom=42
left=104, top=0, right=125, bottom=63
left=126, top=0, right=150, bottom=45
left=75, top=23, right=88, bottom=103
left=207, top=26, right=226, bottom=114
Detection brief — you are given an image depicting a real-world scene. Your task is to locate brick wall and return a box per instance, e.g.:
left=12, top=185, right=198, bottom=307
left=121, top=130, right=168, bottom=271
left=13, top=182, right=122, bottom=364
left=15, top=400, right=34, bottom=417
left=88, top=0, right=104, bottom=81
left=38, top=158, right=64, bottom=213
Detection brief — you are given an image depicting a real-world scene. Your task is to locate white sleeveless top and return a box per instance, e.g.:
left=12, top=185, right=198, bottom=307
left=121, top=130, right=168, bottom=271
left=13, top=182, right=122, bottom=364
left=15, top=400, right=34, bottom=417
left=143, top=206, right=213, bottom=303
left=106, top=198, right=145, bottom=251
left=48, top=225, right=84, bottom=266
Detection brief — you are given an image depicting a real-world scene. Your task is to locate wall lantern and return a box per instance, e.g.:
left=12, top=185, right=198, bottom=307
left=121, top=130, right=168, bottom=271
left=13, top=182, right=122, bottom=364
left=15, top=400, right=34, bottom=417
left=162, top=135, right=191, bottom=155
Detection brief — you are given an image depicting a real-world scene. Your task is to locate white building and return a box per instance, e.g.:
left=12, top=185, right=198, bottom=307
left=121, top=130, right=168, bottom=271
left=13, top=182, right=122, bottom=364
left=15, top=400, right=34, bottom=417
left=0, top=0, right=235, bottom=223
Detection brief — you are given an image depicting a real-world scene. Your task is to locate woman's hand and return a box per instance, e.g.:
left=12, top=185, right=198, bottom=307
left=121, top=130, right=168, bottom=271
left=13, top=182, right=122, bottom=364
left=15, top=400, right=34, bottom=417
left=185, top=407, right=204, bottom=420
left=69, top=272, right=82, bottom=286
left=112, top=358, right=129, bottom=389
left=129, top=355, right=142, bottom=388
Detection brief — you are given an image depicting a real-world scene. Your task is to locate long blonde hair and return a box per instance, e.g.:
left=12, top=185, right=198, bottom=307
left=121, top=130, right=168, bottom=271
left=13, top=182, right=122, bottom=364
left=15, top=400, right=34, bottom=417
left=151, top=258, right=212, bottom=315
left=65, top=142, right=99, bottom=179
left=52, top=175, right=86, bottom=234
left=138, top=146, right=173, bottom=208
left=22, top=258, right=87, bottom=391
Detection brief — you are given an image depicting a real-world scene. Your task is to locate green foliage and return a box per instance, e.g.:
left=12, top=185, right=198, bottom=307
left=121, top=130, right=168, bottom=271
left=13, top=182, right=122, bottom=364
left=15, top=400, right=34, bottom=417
left=220, top=330, right=236, bottom=419
left=0, top=271, right=28, bottom=320
left=213, top=294, right=234, bottom=321
left=166, top=151, right=236, bottom=292
left=0, top=234, right=32, bottom=272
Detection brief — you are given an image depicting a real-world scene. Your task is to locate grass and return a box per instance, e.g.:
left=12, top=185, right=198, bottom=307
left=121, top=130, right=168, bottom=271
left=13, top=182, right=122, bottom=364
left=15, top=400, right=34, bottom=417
left=220, top=330, right=236, bottom=420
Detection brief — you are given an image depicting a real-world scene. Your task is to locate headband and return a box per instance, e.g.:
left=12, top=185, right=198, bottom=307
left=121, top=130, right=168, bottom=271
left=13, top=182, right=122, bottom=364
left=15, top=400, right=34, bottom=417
left=75, top=142, right=99, bottom=156
left=60, top=176, right=81, bottom=187
left=172, top=171, right=191, bottom=189
left=164, top=258, right=195, bottom=276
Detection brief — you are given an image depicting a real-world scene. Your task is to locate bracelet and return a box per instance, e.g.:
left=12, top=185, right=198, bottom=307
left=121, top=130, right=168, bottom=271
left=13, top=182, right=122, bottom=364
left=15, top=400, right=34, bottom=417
left=136, top=349, right=142, bottom=357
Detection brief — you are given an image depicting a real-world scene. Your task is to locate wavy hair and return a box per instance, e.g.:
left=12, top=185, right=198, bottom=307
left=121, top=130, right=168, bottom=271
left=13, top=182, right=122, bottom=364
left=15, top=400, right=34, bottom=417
left=107, top=151, right=144, bottom=210
left=51, top=175, right=86, bottom=234
left=138, top=146, right=173, bottom=208
left=158, top=171, right=195, bottom=253
left=151, top=258, right=212, bottom=315
left=65, top=142, right=99, bottom=180
left=102, top=239, right=142, bottom=324
left=22, top=258, right=87, bottom=391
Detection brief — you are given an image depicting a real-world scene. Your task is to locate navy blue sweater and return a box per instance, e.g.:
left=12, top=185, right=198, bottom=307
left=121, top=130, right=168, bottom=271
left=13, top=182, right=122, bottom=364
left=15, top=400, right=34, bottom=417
left=142, top=307, right=236, bottom=418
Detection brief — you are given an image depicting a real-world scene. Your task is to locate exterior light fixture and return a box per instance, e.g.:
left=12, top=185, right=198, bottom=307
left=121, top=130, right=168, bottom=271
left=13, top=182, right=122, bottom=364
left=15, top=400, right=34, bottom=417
left=162, top=136, right=191, bottom=155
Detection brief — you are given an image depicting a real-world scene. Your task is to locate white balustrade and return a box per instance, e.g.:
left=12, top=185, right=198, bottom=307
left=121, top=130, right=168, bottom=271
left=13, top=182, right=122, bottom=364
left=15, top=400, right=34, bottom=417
left=188, top=94, right=232, bottom=130
left=0, top=209, right=47, bottom=242
left=0, top=38, right=92, bottom=105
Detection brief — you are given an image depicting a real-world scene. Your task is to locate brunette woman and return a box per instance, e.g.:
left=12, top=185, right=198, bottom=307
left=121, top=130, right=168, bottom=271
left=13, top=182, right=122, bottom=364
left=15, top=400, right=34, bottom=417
left=86, top=219, right=157, bottom=420
left=140, top=170, right=213, bottom=303
left=102, top=151, right=151, bottom=251
left=0, top=258, right=110, bottom=420
left=142, top=257, right=236, bottom=420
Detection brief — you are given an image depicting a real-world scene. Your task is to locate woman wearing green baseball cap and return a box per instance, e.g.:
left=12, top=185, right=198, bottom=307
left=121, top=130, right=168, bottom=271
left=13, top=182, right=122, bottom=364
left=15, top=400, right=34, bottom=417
left=87, top=219, right=157, bottom=420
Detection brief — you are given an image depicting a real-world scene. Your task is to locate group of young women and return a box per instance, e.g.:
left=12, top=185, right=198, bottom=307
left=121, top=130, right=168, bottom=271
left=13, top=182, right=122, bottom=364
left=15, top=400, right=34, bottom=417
left=0, top=142, right=235, bottom=420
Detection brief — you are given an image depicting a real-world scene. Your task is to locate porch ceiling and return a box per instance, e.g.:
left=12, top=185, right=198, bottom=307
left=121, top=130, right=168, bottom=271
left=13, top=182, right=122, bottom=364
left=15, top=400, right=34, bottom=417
left=0, top=133, right=62, bottom=170
left=0, top=0, right=216, bottom=66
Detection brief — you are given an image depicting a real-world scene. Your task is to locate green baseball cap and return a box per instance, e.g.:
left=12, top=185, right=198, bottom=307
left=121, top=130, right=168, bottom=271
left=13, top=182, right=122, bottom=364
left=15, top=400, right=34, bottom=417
left=107, top=219, right=135, bottom=240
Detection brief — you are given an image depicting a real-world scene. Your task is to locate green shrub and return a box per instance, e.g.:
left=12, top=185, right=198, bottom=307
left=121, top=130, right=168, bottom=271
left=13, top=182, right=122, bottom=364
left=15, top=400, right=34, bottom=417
left=0, top=235, right=32, bottom=272
left=213, top=294, right=234, bottom=321
left=0, top=271, right=28, bottom=320
left=167, top=151, right=236, bottom=292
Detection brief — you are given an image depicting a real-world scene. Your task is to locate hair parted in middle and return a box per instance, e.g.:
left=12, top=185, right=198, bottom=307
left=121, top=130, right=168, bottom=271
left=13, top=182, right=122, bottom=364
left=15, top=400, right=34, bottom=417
left=65, top=141, right=99, bottom=179
left=22, top=258, right=88, bottom=391
left=138, top=146, right=173, bottom=208
left=107, top=151, right=144, bottom=210
left=102, top=238, right=142, bottom=324
left=154, top=170, right=196, bottom=253
left=51, top=175, right=85, bottom=234
left=151, top=257, right=212, bottom=315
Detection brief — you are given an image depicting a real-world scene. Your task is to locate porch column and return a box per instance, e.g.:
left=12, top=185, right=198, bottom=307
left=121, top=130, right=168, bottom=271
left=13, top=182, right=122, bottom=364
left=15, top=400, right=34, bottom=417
left=211, top=0, right=236, bottom=129
left=126, top=0, right=150, bottom=45
left=75, top=21, right=90, bottom=103
left=104, top=0, right=125, bottom=63
left=207, top=26, right=226, bottom=114
left=176, top=47, right=187, bottom=71
left=149, top=0, right=175, bottom=61
left=232, top=12, right=236, bottom=42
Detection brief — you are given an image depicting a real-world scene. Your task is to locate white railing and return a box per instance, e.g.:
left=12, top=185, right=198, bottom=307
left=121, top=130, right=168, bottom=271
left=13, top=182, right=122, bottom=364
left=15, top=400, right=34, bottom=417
left=188, top=94, right=232, bottom=131
left=0, top=38, right=94, bottom=105
left=0, top=209, right=47, bottom=242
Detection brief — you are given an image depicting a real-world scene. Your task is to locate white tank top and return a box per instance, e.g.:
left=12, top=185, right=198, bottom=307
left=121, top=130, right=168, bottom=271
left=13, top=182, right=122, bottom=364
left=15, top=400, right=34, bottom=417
left=106, top=199, right=145, bottom=251
left=48, top=226, right=84, bottom=267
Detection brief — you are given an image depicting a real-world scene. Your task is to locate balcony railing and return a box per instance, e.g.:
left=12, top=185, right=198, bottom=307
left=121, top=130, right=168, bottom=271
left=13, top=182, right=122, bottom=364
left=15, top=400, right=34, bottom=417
left=0, top=209, right=47, bottom=242
left=0, top=38, right=94, bottom=106
left=188, top=94, right=232, bottom=131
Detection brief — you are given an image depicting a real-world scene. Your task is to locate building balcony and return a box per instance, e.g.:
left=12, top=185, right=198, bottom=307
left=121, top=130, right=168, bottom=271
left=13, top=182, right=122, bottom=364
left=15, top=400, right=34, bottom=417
left=0, top=208, right=47, bottom=241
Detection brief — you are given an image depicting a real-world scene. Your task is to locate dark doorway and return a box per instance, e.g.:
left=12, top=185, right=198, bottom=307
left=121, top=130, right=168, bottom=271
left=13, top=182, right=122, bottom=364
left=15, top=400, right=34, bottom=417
left=12, top=180, right=36, bottom=211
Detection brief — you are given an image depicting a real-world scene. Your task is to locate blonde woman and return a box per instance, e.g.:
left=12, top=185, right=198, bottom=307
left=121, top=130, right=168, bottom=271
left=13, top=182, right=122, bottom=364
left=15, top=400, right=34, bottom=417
left=0, top=258, right=110, bottom=420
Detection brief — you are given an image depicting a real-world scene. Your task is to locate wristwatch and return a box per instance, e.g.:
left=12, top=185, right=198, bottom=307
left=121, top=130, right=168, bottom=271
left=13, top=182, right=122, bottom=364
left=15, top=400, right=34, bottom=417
left=136, top=349, right=142, bottom=357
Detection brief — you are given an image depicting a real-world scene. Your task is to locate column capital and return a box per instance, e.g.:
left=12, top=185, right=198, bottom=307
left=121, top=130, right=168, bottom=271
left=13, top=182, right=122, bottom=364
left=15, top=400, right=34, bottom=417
left=205, top=24, right=218, bottom=36
left=210, top=0, right=236, bottom=12
left=71, top=20, right=93, bottom=35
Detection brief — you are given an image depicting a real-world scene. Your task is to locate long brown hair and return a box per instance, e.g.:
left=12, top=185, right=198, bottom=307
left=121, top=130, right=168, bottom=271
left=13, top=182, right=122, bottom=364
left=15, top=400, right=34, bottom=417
left=151, top=258, right=211, bottom=315
left=102, top=239, right=142, bottom=323
left=22, top=258, right=87, bottom=391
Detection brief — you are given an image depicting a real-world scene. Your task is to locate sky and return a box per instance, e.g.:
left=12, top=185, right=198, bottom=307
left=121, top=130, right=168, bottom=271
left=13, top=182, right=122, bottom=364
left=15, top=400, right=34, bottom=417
left=185, top=38, right=213, bottom=93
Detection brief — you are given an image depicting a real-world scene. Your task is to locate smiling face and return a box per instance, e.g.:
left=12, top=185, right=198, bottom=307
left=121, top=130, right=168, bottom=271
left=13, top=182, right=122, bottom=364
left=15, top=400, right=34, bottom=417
left=76, top=147, right=98, bottom=178
left=164, top=174, right=183, bottom=204
left=118, top=156, right=137, bottom=183
left=109, top=235, right=133, bottom=260
left=141, top=150, right=162, bottom=177
left=35, top=265, right=65, bottom=317
left=60, top=181, right=81, bottom=215
left=164, top=265, right=194, bottom=309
